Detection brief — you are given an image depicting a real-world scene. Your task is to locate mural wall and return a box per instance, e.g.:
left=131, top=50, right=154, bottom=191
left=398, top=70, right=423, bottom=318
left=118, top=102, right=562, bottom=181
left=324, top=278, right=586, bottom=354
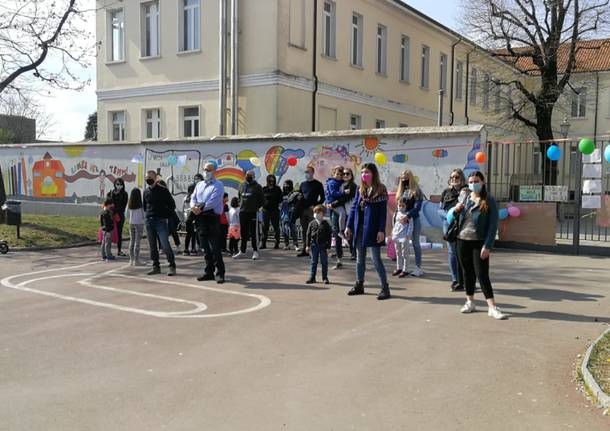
left=0, top=129, right=484, bottom=229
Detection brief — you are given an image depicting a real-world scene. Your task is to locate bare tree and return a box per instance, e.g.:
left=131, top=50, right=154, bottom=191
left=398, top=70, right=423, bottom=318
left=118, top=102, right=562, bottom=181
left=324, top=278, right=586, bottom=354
left=0, top=0, right=94, bottom=96
left=0, top=89, right=55, bottom=140
left=462, top=0, right=610, bottom=183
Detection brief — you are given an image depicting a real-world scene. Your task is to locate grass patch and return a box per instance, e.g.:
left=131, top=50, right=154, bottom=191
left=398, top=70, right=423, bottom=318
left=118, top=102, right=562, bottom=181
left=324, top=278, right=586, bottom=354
left=0, top=213, right=113, bottom=248
left=588, top=331, right=610, bottom=396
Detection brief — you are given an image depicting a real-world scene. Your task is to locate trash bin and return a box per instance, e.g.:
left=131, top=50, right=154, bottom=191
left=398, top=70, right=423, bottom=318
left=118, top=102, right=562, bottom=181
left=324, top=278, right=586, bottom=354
left=4, top=200, right=22, bottom=226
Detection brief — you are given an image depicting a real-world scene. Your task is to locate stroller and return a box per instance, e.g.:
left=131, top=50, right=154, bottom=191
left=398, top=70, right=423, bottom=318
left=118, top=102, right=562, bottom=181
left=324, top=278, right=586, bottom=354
left=0, top=240, right=8, bottom=254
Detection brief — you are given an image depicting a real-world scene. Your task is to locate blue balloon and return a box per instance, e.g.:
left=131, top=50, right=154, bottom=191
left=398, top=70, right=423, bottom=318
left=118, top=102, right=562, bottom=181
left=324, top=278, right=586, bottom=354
left=605, top=145, right=610, bottom=164
left=447, top=207, right=456, bottom=224
left=499, top=208, right=509, bottom=220
left=546, top=145, right=561, bottom=161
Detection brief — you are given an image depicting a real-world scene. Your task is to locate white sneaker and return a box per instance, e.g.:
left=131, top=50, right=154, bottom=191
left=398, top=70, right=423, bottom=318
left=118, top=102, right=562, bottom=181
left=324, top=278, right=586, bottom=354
left=488, top=306, right=507, bottom=320
left=410, top=267, right=424, bottom=277
left=460, top=301, right=476, bottom=314
left=232, top=251, right=245, bottom=259
left=252, top=251, right=260, bottom=260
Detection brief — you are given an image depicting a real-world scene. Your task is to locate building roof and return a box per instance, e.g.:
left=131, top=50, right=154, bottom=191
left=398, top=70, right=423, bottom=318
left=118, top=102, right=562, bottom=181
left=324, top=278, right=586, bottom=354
left=496, top=38, right=610, bottom=75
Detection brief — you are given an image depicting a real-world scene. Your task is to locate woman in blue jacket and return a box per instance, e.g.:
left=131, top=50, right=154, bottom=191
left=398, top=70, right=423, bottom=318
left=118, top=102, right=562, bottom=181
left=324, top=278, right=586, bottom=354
left=344, top=163, right=390, bottom=300
left=454, top=171, right=506, bottom=320
left=396, top=170, right=425, bottom=276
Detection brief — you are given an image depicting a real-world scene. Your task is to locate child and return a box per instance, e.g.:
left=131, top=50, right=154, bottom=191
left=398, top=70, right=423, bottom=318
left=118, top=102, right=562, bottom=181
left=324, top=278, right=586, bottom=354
left=127, top=188, right=145, bottom=266
left=220, top=192, right=230, bottom=253
left=305, top=205, right=332, bottom=284
left=228, top=197, right=241, bottom=255
left=100, top=198, right=115, bottom=261
left=392, top=201, right=414, bottom=277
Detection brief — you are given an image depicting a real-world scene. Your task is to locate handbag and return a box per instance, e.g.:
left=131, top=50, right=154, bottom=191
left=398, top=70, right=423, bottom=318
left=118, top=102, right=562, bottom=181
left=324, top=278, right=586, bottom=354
left=443, top=215, right=461, bottom=242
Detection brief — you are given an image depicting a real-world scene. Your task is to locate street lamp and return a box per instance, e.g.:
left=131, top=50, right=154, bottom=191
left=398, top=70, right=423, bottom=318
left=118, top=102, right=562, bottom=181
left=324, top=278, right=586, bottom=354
left=560, top=117, right=571, bottom=139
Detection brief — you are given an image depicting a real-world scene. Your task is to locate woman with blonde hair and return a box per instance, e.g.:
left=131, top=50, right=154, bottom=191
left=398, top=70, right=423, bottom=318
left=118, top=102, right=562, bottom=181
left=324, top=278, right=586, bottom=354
left=439, top=169, right=466, bottom=291
left=395, top=170, right=425, bottom=276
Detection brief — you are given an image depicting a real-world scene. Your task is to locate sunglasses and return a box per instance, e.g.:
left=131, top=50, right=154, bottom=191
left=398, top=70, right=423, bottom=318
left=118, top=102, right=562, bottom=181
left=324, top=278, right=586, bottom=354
left=343, top=173, right=352, bottom=176
left=450, top=175, right=461, bottom=179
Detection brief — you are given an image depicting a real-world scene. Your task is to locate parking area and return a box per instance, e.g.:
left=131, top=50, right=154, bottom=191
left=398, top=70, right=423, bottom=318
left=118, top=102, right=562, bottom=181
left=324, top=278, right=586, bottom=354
left=0, top=245, right=609, bottom=430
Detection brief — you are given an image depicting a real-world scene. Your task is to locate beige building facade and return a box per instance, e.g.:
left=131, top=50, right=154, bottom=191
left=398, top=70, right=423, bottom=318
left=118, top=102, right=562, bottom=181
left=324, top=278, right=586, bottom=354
left=97, top=0, right=609, bottom=146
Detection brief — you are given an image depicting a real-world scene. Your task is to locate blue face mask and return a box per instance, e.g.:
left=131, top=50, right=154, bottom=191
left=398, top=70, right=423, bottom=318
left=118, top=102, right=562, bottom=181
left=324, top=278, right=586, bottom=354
left=469, top=183, right=482, bottom=193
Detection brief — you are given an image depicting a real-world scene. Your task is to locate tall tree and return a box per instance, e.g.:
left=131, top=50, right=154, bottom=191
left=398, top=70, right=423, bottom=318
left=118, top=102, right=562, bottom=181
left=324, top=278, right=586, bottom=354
left=84, top=111, right=97, bottom=140
left=462, top=0, right=609, bottom=183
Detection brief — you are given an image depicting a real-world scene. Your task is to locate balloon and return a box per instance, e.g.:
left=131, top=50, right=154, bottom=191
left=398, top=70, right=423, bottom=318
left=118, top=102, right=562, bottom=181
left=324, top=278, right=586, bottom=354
left=249, top=157, right=261, bottom=167
left=546, top=145, right=561, bottom=161
left=507, top=206, right=521, bottom=218
left=475, top=151, right=486, bottom=164
left=499, top=208, right=509, bottom=220
left=287, top=157, right=297, bottom=167
left=605, top=145, right=610, bottom=163
left=447, top=207, right=456, bottom=224
left=167, top=155, right=177, bottom=166
left=374, top=152, right=388, bottom=165
left=578, top=138, right=595, bottom=155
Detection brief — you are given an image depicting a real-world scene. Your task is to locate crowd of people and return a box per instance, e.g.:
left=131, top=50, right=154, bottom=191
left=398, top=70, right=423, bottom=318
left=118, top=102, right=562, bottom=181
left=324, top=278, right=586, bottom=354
left=99, top=163, right=506, bottom=319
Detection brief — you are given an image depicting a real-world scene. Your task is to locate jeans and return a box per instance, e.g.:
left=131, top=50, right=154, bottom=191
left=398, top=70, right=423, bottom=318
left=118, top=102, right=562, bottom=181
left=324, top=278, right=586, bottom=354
left=310, top=243, right=328, bottom=280
left=443, top=219, right=460, bottom=282
left=145, top=217, right=176, bottom=268
left=457, top=239, right=494, bottom=299
left=330, top=209, right=343, bottom=259
left=100, top=231, right=112, bottom=259
left=355, top=235, right=388, bottom=286
left=129, top=224, right=144, bottom=262
left=282, top=220, right=298, bottom=247
left=262, top=208, right=280, bottom=247
left=411, top=217, right=422, bottom=267
left=196, top=215, right=225, bottom=277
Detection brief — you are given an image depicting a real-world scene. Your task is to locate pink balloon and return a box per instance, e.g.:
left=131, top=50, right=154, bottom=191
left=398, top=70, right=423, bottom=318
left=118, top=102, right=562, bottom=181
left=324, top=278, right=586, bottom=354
left=507, top=206, right=521, bottom=218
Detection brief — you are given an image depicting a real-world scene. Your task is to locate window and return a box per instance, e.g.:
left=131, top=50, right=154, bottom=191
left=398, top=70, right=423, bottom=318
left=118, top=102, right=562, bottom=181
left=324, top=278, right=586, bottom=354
left=569, top=147, right=578, bottom=175
left=351, top=13, right=363, bottom=67
left=375, top=119, right=385, bottom=129
left=180, top=0, right=200, bottom=52
left=571, top=87, right=587, bottom=118
left=470, top=68, right=478, bottom=105
left=289, top=0, right=306, bottom=48
left=533, top=150, right=542, bottom=176
left=350, top=114, right=361, bottom=130
left=322, top=1, right=336, bottom=57
left=420, top=45, right=430, bottom=89
left=483, top=73, right=491, bottom=110
left=455, top=61, right=463, bottom=100
left=111, top=111, right=126, bottom=141
left=144, top=109, right=161, bottom=139
left=400, top=35, right=410, bottom=82
left=141, top=1, right=160, bottom=57
left=109, top=9, right=124, bottom=61
left=182, top=107, right=200, bottom=137
left=439, top=53, right=448, bottom=94
left=376, top=24, right=387, bottom=75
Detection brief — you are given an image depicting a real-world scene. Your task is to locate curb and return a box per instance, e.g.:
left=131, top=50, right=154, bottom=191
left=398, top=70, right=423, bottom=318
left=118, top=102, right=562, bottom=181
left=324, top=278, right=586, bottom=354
left=11, top=241, right=98, bottom=252
left=581, top=327, right=610, bottom=408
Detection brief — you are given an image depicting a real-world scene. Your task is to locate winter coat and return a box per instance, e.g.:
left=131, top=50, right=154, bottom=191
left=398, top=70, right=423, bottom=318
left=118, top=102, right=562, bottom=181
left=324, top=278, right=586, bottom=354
left=305, top=219, right=332, bottom=249
left=299, top=179, right=325, bottom=209
left=239, top=180, right=264, bottom=214
left=325, top=178, right=344, bottom=204
left=262, top=185, right=283, bottom=212
left=100, top=208, right=114, bottom=232
left=401, top=189, right=424, bottom=220
left=457, top=194, right=499, bottom=250
left=107, top=189, right=128, bottom=215
left=347, top=185, right=388, bottom=248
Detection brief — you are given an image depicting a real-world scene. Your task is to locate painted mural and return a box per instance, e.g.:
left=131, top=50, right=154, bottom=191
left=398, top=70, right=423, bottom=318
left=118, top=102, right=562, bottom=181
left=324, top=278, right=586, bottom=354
left=0, top=130, right=484, bottom=228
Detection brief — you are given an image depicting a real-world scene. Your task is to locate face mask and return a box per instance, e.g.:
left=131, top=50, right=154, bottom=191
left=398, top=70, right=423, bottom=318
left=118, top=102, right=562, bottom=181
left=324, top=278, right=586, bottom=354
left=398, top=207, right=407, bottom=213
left=283, top=187, right=291, bottom=193
left=314, top=213, right=323, bottom=221
left=203, top=171, right=213, bottom=182
left=269, top=179, right=275, bottom=185
left=194, top=178, right=201, bottom=184
left=146, top=178, right=155, bottom=186
left=402, top=180, right=409, bottom=187
left=361, top=173, right=372, bottom=185
left=115, top=184, right=123, bottom=190
left=469, top=183, right=482, bottom=193
left=305, top=173, right=313, bottom=181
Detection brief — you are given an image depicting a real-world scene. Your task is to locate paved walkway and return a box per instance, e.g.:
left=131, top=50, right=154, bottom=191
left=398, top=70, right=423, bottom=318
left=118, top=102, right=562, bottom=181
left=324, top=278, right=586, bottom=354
left=0, top=246, right=608, bottom=430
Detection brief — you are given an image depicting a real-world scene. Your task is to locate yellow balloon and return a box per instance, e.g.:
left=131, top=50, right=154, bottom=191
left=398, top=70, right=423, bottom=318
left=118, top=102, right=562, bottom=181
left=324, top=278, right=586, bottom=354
left=374, top=152, right=388, bottom=165
left=250, top=157, right=261, bottom=167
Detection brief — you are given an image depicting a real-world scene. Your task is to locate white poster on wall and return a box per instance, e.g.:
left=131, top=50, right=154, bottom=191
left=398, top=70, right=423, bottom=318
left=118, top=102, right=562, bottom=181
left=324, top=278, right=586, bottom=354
left=582, top=164, right=602, bottom=178
left=582, top=195, right=602, bottom=209
left=583, top=179, right=602, bottom=194
left=544, top=185, right=568, bottom=202
left=582, top=149, right=601, bottom=163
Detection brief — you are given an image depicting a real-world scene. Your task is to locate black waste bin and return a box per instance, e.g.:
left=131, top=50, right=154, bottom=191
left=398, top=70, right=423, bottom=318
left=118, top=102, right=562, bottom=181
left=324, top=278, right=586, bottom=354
left=4, top=200, right=22, bottom=226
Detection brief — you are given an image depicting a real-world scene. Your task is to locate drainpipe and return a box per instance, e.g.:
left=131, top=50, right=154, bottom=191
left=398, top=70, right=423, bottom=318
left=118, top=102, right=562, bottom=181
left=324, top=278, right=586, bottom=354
left=464, top=51, right=471, bottom=125
left=219, top=0, right=228, bottom=135
left=311, top=0, right=318, bottom=132
left=230, top=0, right=239, bottom=134
left=449, top=38, right=462, bottom=125
left=594, top=71, right=600, bottom=143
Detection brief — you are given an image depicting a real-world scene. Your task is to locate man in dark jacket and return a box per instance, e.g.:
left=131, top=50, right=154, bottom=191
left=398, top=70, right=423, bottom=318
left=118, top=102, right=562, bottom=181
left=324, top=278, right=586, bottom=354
left=143, top=170, right=177, bottom=276
left=106, top=178, right=128, bottom=256
left=234, top=170, right=264, bottom=260
left=297, top=166, right=324, bottom=257
left=261, top=174, right=282, bottom=249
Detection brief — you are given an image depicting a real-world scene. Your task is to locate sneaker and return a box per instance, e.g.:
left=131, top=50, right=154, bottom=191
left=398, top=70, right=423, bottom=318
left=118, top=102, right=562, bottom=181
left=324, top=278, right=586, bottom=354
left=410, top=267, right=424, bottom=277
left=147, top=267, right=161, bottom=276
left=190, top=249, right=198, bottom=255
left=323, top=278, right=330, bottom=285
left=460, top=301, right=476, bottom=314
left=392, top=269, right=402, bottom=276
left=306, top=277, right=316, bottom=284
left=117, top=251, right=126, bottom=257
left=232, top=252, right=245, bottom=259
left=252, top=251, right=260, bottom=260
left=167, top=267, right=176, bottom=276
left=333, top=262, right=343, bottom=270
left=488, top=306, right=507, bottom=320
left=183, top=250, right=191, bottom=256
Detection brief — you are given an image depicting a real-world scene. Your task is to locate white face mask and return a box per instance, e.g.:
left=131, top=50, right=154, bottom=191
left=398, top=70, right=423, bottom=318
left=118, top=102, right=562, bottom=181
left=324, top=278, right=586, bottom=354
left=115, top=184, right=123, bottom=190
left=314, top=213, right=323, bottom=222
left=398, top=207, right=407, bottom=214
left=203, top=171, right=214, bottom=182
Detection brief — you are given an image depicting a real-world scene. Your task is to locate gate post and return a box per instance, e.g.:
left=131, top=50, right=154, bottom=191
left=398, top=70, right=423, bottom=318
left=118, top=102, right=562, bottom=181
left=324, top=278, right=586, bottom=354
left=573, top=147, right=583, bottom=255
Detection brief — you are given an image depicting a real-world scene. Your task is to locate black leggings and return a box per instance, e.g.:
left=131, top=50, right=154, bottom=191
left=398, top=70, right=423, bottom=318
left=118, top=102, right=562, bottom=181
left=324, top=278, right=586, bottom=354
left=456, top=239, right=494, bottom=299
left=240, top=211, right=258, bottom=253
left=262, top=209, right=280, bottom=247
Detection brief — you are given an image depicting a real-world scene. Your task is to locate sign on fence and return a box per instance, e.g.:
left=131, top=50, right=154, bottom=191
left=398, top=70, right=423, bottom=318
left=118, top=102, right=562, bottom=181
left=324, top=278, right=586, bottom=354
left=519, top=185, right=542, bottom=202
left=543, top=185, right=568, bottom=202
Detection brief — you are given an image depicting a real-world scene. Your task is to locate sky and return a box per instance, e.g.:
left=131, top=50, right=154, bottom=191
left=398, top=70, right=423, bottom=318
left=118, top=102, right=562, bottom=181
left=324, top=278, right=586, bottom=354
left=39, top=0, right=461, bottom=143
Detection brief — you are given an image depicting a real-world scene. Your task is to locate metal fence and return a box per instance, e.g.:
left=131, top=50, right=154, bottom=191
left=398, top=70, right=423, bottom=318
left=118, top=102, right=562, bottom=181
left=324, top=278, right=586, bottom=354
left=486, top=138, right=610, bottom=255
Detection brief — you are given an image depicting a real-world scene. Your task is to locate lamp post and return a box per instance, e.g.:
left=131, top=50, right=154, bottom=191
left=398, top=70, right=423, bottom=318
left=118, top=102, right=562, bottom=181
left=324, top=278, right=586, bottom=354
left=560, top=117, right=571, bottom=139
